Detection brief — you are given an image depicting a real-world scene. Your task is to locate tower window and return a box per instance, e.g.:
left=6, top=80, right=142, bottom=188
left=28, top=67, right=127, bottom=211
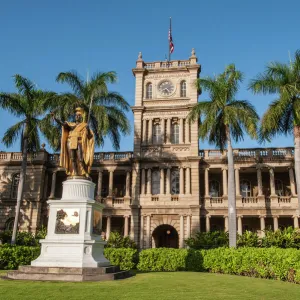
left=11, top=173, right=20, bottom=199
left=153, top=124, right=161, bottom=144
left=171, top=169, right=180, bottom=195
left=146, top=83, right=152, bottom=99
left=180, top=81, right=186, bottom=97
left=152, top=170, right=160, bottom=195
left=172, top=123, right=180, bottom=144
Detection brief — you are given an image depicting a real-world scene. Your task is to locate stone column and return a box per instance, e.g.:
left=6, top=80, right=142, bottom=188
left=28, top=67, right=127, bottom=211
left=166, top=168, right=171, bottom=194
left=106, top=216, right=111, bottom=240
left=257, top=166, right=263, bottom=196
left=222, top=168, right=228, bottom=196
left=180, top=167, right=184, bottom=194
left=273, top=216, right=279, bottom=231
left=185, top=119, right=190, bottom=144
left=146, top=215, right=151, bottom=248
left=142, top=119, right=147, bottom=144
left=49, top=170, right=57, bottom=199
left=186, top=167, right=191, bottom=194
left=260, top=216, right=266, bottom=238
left=124, top=216, right=129, bottom=236
left=238, top=216, right=243, bottom=235
left=140, top=215, right=144, bottom=248
left=141, top=168, right=145, bottom=195
left=160, top=168, right=165, bottom=194
left=108, top=170, right=114, bottom=196
left=161, top=118, right=165, bottom=144
left=205, top=168, right=209, bottom=197
left=235, top=168, right=241, bottom=196
left=96, top=170, right=103, bottom=200
left=147, top=168, right=152, bottom=195
left=269, top=168, right=276, bottom=196
left=224, top=216, right=229, bottom=232
left=206, top=215, right=210, bottom=232
left=125, top=171, right=131, bottom=197
left=148, top=119, right=153, bottom=144
left=186, top=215, right=191, bottom=239
left=293, top=215, right=299, bottom=229
left=289, top=167, right=296, bottom=196
left=179, top=118, right=184, bottom=144
left=180, top=215, right=184, bottom=248
left=166, top=118, right=171, bottom=144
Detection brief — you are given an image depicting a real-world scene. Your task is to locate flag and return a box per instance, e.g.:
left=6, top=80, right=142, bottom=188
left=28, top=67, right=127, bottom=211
left=169, top=20, right=174, bottom=54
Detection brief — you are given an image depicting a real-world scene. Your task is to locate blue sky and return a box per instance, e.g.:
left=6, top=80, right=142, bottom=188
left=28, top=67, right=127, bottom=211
left=0, top=0, right=299, bottom=152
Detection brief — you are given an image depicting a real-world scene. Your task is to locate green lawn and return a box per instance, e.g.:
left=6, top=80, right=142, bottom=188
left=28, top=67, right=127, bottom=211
left=1, top=271, right=300, bottom=300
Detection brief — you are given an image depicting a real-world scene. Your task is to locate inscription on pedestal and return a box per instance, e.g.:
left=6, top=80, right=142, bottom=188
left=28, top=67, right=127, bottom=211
left=55, top=208, right=80, bottom=234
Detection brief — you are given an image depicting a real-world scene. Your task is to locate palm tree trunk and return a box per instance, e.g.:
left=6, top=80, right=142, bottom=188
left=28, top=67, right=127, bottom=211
left=11, top=128, right=28, bottom=245
left=227, top=127, right=237, bottom=247
left=293, top=126, right=300, bottom=216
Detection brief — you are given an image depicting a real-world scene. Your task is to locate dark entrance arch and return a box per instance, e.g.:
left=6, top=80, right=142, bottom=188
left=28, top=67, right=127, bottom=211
left=152, top=224, right=179, bottom=248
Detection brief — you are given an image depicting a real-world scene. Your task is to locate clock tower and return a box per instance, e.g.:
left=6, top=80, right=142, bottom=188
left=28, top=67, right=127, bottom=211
left=130, top=49, right=201, bottom=248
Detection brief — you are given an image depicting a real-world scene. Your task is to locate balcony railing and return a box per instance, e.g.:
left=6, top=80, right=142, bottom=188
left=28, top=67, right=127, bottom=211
left=144, top=60, right=191, bottom=69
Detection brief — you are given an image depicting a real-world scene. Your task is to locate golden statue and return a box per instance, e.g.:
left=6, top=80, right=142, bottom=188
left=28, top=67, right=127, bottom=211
left=51, top=108, right=94, bottom=178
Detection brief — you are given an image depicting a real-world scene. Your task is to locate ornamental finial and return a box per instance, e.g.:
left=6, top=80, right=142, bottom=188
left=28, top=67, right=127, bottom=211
left=191, top=48, right=196, bottom=57
left=138, top=52, right=142, bottom=60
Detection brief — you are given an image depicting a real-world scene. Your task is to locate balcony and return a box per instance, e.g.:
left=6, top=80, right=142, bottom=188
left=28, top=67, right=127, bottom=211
left=144, top=60, right=191, bottom=70
left=102, top=196, right=131, bottom=208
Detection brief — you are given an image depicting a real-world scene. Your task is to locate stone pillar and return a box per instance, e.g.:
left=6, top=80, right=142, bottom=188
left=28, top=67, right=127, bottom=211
left=180, top=167, right=184, bottom=194
left=146, top=215, right=151, bottom=248
left=224, top=216, right=229, bottom=232
left=166, top=168, right=171, bottom=194
left=96, top=170, right=103, bottom=200
left=186, top=167, right=191, bottom=194
left=238, top=216, right=243, bottom=235
left=166, top=118, right=171, bottom=144
left=124, top=216, right=129, bottom=237
left=293, top=215, right=299, bottom=229
left=108, top=170, right=114, bottom=197
left=142, top=119, right=147, bottom=144
left=125, top=171, right=131, bottom=197
left=185, top=119, right=190, bottom=144
left=257, top=166, right=263, bottom=196
left=147, top=168, right=152, bottom=195
left=179, top=118, right=184, bottom=144
left=161, top=118, right=165, bottom=144
left=180, top=215, right=184, bottom=248
left=106, top=216, right=111, bottom=240
left=273, top=216, right=279, bottom=231
left=148, top=119, right=153, bottom=144
left=160, top=168, right=165, bottom=194
left=260, top=215, right=266, bottom=237
left=141, top=168, right=145, bottom=195
left=49, top=170, right=57, bottom=199
left=186, top=215, right=191, bottom=239
left=206, top=215, right=210, bottom=232
left=204, top=168, right=209, bottom=197
left=140, top=215, right=144, bottom=248
left=222, top=168, right=228, bottom=196
left=289, top=167, right=296, bottom=196
left=269, top=168, right=276, bottom=196
left=235, top=168, right=240, bottom=196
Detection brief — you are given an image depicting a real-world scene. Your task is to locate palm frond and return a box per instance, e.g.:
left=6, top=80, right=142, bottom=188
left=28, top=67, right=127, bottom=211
left=2, top=120, right=25, bottom=147
left=56, top=71, right=85, bottom=98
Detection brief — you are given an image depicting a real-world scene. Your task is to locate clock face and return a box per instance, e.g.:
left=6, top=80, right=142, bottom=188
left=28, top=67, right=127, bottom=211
left=158, top=80, right=175, bottom=97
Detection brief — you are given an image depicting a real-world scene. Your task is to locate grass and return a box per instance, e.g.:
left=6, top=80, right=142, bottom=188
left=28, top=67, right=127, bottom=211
left=1, top=270, right=300, bottom=300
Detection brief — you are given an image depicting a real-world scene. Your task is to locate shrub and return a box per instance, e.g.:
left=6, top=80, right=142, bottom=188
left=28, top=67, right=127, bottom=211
left=0, top=230, right=38, bottom=246
left=137, top=248, right=203, bottom=272
left=0, top=245, right=40, bottom=270
left=185, top=231, right=229, bottom=249
left=105, top=232, right=137, bottom=249
left=104, top=248, right=138, bottom=270
left=237, top=231, right=259, bottom=247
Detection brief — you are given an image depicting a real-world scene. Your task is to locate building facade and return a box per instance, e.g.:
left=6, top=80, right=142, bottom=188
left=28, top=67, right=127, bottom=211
left=0, top=50, right=299, bottom=248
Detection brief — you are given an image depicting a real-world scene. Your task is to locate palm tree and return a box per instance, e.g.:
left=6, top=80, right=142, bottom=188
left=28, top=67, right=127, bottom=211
left=0, top=75, right=57, bottom=244
left=249, top=50, right=300, bottom=215
left=48, top=71, right=130, bottom=150
left=188, top=64, right=259, bottom=247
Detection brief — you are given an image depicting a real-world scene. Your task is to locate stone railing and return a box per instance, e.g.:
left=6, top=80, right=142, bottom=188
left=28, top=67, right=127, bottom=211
left=199, top=147, right=294, bottom=160
left=0, top=152, right=38, bottom=162
left=144, top=60, right=191, bottom=69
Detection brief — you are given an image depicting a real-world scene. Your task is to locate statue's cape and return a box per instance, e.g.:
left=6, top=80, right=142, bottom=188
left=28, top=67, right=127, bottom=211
left=60, top=122, right=95, bottom=176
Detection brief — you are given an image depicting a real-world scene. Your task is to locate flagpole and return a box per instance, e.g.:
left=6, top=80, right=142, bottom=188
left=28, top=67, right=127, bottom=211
left=168, top=17, right=171, bottom=62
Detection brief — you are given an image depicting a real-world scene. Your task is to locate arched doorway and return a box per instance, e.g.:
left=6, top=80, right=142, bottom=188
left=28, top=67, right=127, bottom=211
left=152, top=224, right=179, bottom=248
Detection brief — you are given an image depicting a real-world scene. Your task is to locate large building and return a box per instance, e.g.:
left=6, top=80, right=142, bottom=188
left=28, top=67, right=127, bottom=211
left=0, top=50, right=298, bottom=248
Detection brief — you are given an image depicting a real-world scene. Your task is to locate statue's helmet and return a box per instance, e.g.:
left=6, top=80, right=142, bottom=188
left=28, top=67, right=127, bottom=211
left=75, top=107, right=86, bottom=121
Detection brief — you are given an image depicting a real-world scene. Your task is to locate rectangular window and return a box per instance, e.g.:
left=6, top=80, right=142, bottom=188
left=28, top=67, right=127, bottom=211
left=172, top=123, right=179, bottom=144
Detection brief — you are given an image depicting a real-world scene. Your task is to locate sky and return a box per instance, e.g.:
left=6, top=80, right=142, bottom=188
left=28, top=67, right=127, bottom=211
left=0, top=0, right=299, bottom=152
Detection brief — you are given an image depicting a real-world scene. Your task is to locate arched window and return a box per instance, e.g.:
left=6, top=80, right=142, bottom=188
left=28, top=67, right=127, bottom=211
left=240, top=180, right=251, bottom=197
left=180, top=81, right=186, bottom=97
left=171, top=169, right=180, bottom=195
left=152, top=170, right=160, bottom=195
left=11, top=173, right=20, bottom=199
left=172, top=123, right=180, bottom=144
left=275, top=179, right=284, bottom=196
left=209, top=180, right=220, bottom=197
left=146, top=83, right=152, bottom=99
left=153, top=124, right=161, bottom=144
left=5, top=217, right=14, bottom=230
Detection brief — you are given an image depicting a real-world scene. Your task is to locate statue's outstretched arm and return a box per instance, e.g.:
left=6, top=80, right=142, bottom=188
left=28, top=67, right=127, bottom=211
left=51, top=112, right=70, bottom=129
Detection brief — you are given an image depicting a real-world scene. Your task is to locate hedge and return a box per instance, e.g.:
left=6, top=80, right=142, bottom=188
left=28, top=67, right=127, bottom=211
left=0, top=245, right=40, bottom=270
left=104, top=248, right=138, bottom=270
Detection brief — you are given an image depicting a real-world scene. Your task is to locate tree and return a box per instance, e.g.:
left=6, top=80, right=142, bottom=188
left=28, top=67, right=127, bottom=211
left=188, top=64, right=259, bottom=247
left=0, top=75, right=56, bottom=244
left=249, top=50, right=300, bottom=215
left=48, top=71, right=130, bottom=150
